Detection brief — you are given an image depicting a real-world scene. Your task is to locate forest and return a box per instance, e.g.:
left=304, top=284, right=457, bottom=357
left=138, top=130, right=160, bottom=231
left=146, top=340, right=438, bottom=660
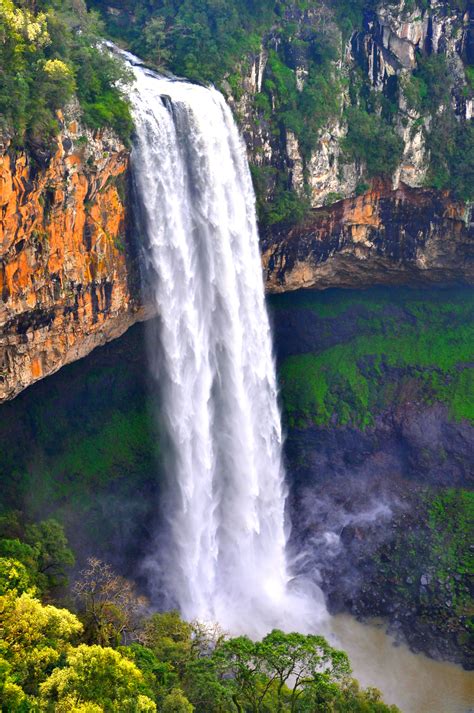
left=0, top=514, right=399, bottom=711
left=2, top=0, right=472, bottom=218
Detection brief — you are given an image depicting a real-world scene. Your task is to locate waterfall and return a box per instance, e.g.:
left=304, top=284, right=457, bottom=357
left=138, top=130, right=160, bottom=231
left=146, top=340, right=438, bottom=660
left=126, top=55, right=321, bottom=635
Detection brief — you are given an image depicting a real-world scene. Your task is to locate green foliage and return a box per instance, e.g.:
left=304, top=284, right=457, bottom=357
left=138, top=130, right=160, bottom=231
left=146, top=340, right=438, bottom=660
left=213, top=629, right=351, bottom=711
left=342, top=107, right=404, bottom=177
left=91, top=0, right=275, bottom=84
left=0, top=558, right=34, bottom=596
left=0, top=520, right=397, bottom=713
left=405, top=54, right=451, bottom=114
left=39, top=644, right=157, bottom=711
left=465, top=65, right=474, bottom=89
left=426, top=115, right=474, bottom=202
left=266, top=184, right=311, bottom=227
left=275, top=288, right=474, bottom=429
left=0, top=327, right=160, bottom=575
left=0, top=590, right=83, bottom=696
left=0, top=513, right=74, bottom=595
left=24, top=518, right=75, bottom=591
left=142, top=16, right=171, bottom=69
left=121, top=643, right=175, bottom=701
left=403, top=53, right=474, bottom=201
left=0, top=0, right=132, bottom=146
left=143, top=611, right=193, bottom=678
left=73, top=42, right=133, bottom=141
left=328, top=0, right=376, bottom=37
left=162, top=688, right=195, bottom=712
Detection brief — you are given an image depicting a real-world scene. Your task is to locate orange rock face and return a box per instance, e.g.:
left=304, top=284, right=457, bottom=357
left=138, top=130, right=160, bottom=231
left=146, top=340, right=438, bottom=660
left=262, top=181, right=473, bottom=293
left=0, top=121, right=144, bottom=402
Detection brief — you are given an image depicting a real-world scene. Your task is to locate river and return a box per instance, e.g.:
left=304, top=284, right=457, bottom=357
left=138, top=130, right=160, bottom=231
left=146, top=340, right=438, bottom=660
left=327, top=615, right=474, bottom=713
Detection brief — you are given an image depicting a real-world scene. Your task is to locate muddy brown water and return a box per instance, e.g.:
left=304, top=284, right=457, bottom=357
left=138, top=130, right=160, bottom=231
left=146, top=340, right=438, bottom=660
left=326, top=615, right=474, bottom=713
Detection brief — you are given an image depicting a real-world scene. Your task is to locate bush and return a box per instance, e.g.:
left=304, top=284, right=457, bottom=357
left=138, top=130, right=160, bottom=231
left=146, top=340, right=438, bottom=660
left=342, top=107, right=404, bottom=177
left=0, top=0, right=132, bottom=146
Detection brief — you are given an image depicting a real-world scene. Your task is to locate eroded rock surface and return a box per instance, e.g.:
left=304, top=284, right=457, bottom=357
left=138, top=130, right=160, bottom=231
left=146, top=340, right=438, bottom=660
left=263, top=182, right=473, bottom=292
left=0, top=114, right=145, bottom=401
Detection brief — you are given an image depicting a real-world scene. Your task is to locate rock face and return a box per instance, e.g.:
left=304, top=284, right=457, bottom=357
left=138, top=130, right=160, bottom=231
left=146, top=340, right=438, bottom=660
left=0, top=113, right=145, bottom=402
left=231, top=0, right=472, bottom=207
left=1, top=1, right=473, bottom=403
left=263, top=181, right=473, bottom=292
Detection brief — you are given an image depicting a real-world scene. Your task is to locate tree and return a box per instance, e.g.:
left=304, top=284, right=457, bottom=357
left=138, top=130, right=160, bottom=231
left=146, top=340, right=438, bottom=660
left=182, top=657, right=234, bottom=713
left=24, top=518, right=75, bottom=593
left=40, top=58, right=76, bottom=110
left=0, top=655, right=29, bottom=712
left=162, top=687, right=195, bottom=713
left=0, top=591, right=82, bottom=695
left=0, top=513, right=75, bottom=595
left=0, top=557, right=34, bottom=596
left=143, top=16, right=171, bottom=68
left=0, top=0, right=132, bottom=144
left=73, top=558, right=147, bottom=647
left=212, top=630, right=351, bottom=712
left=342, top=107, right=404, bottom=178
left=39, top=644, right=156, bottom=711
left=142, top=610, right=193, bottom=677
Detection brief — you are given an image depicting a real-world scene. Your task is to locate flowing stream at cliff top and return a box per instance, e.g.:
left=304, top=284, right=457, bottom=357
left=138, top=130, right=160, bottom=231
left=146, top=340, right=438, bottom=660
left=126, top=55, right=320, bottom=635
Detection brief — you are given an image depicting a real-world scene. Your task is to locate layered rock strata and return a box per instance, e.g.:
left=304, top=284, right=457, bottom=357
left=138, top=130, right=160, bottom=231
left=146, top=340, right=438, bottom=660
left=263, top=182, right=474, bottom=292
left=0, top=115, right=144, bottom=402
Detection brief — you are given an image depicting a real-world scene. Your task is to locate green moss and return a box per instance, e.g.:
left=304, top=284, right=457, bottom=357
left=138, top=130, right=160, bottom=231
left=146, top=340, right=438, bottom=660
left=26, top=409, right=156, bottom=504
left=277, top=288, right=474, bottom=428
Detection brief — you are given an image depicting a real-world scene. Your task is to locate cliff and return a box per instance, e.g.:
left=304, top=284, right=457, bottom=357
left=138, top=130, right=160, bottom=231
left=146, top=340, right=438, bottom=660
left=0, top=110, right=144, bottom=402
left=234, top=0, right=472, bottom=206
left=263, top=181, right=473, bottom=292
left=1, top=0, right=473, bottom=403
left=1, top=143, right=472, bottom=403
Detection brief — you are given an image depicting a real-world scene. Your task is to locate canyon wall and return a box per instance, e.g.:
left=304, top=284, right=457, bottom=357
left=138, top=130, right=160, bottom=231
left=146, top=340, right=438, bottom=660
left=0, top=110, right=145, bottom=402
left=263, top=181, right=473, bottom=291
left=1, top=0, right=473, bottom=402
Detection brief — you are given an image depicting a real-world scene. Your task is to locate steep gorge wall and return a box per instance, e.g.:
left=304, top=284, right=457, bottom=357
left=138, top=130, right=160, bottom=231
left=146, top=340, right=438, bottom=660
left=231, top=0, right=473, bottom=207
left=263, top=181, right=474, bottom=291
left=0, top=112, right=145, bottom=402
left=1, top=0, right=473, bottom=402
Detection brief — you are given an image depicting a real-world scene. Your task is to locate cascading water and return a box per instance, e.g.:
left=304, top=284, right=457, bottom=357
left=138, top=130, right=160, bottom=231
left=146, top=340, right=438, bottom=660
left=126, top=54, right=322, bottom=635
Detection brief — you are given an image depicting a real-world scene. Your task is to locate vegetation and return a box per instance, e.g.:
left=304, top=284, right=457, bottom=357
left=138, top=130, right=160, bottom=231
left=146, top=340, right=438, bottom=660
left=0, top=511, right=75, bottom=596
left=342, top=107, right=404, bottom=178
left=89, top=0, right=277, bottom=84
left=273, top=287, right=474, bottom=429
left=0, top=0, right=132, bottom=146
left=87, top=0, right=473, bottom=211
left=0, top=516, right=399, bottom=711
left=3, top=0, right=472, bottom=221
left=0, top=324, right=160, bottom=570
left=403, top=54, right=474, bottom=201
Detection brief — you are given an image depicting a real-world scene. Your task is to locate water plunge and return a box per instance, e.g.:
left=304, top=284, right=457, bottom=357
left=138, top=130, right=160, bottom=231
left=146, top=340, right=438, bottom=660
left=127, top=56, right=322, bottom=635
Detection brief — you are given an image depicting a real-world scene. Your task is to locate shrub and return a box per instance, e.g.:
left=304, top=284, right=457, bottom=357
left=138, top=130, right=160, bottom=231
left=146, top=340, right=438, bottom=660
left=342, top=107, right=404, bottom=177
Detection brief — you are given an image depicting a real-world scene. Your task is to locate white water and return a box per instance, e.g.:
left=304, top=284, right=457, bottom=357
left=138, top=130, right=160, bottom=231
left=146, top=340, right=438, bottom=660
left=127, top=56, right=321, bottom=635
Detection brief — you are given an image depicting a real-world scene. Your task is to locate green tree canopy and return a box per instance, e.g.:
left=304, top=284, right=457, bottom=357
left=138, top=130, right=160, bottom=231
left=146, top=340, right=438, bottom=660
left=39, top=643, right=157, bottom=711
